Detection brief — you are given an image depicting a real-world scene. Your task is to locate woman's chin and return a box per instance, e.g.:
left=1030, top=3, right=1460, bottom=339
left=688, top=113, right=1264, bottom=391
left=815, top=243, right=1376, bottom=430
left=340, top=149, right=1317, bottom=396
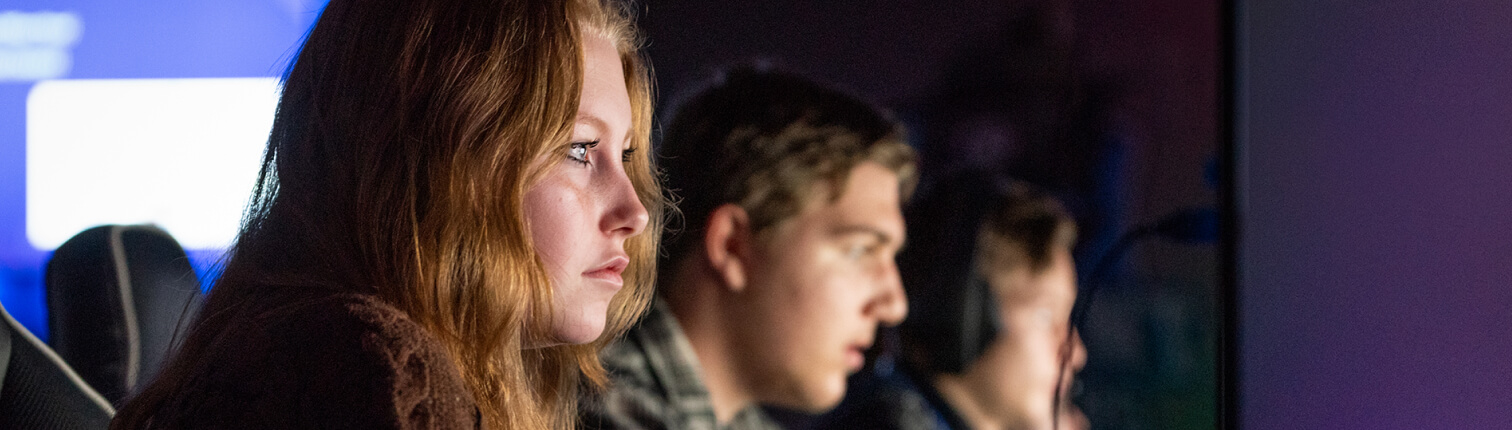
left=550, top=316, right=608, bottom=345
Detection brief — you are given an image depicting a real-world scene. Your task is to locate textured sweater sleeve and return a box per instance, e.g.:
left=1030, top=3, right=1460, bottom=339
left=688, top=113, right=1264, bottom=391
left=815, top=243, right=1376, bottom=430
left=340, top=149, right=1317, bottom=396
left=155, top=293, right=481, bottom=430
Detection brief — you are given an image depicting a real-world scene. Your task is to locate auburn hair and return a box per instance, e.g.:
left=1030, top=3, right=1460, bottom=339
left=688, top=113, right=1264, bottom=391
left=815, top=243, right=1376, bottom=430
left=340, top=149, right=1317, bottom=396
left=111, top=0, right=662, bottom=428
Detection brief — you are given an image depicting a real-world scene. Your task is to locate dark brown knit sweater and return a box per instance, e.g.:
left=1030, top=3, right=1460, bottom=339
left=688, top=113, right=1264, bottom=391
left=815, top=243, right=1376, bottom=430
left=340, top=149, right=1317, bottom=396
left=132, top=290, right=482, bottom=429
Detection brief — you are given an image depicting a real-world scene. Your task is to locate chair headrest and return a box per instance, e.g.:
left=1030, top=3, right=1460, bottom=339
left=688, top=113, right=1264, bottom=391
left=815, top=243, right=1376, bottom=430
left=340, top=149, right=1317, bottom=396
left=45, top=224, right=204, bottom=402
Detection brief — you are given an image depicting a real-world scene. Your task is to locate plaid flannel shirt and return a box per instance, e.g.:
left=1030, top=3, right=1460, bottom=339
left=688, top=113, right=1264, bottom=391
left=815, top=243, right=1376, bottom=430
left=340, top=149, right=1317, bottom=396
left=581, top=299, right=782, bottom=430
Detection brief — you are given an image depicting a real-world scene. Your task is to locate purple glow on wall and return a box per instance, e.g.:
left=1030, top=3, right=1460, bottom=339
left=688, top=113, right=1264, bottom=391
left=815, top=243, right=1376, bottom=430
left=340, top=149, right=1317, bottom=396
left=1240, top=1, right=1512, bottom=428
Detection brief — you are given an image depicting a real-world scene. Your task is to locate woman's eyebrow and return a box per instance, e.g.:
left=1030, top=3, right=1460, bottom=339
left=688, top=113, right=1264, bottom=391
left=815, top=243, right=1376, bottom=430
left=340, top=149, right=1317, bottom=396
left=576, top=113, right=633, bottom=145
left=575, top=114, right=609, bottom=136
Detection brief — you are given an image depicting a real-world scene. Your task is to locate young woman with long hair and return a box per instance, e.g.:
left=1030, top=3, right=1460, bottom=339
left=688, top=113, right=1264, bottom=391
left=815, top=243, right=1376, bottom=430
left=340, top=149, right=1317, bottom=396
left=110, top=0, right=663, bottom=428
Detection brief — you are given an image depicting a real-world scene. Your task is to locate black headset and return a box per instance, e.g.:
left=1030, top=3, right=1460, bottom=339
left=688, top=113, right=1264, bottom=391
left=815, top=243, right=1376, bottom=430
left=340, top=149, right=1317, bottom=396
left=896, top=172, right=1009, bottom=375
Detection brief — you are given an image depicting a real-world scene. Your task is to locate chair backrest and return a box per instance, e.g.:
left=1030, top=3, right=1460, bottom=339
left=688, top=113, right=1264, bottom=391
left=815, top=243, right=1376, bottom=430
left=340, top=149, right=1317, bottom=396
left=44, top=225, right=204, bottom=403
left=0, top=299, right=116, bottom=429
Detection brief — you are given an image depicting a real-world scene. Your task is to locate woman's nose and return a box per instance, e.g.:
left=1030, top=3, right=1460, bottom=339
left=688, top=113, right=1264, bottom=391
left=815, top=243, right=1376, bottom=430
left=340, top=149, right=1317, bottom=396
left=600, top=168, right=648, bottom=238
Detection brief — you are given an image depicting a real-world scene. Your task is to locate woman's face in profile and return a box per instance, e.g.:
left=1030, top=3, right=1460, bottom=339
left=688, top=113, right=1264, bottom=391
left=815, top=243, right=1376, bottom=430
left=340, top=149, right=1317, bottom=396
left=523, top=32, right=649, bottom=346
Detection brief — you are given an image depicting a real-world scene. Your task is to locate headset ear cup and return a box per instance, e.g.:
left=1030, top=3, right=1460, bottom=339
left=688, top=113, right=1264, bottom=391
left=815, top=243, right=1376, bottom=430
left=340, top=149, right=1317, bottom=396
left=958, top=276, right=1001, bottom=371
left=937, top=277, right=977, bottom=374
left=977, top=277, right=1002, bottom=357
left=932, top=275, right=1000, bottom=375
left=898, top=170, right=1007, bottom=375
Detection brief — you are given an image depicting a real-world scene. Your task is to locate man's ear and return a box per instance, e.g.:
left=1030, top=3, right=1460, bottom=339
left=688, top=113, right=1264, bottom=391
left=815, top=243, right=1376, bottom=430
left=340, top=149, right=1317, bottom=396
left=704, top=204, right=753, bottom=292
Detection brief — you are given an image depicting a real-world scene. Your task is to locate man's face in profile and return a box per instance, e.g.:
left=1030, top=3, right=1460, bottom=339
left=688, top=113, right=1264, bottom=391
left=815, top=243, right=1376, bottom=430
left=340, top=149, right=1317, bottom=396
left=722, top=162, right=909, bottom=412
left=957, top=248, right=1086, bottom=430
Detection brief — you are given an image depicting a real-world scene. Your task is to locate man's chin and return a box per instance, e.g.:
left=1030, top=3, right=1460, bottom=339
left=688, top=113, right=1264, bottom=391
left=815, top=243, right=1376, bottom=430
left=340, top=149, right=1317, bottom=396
left=775, top=377, right=848, bottom=414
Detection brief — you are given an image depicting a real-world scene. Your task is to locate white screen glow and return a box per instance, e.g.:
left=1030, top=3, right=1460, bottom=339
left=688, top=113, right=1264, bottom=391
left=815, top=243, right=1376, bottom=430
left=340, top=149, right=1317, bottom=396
left=26, top=77, right=280, bottom=250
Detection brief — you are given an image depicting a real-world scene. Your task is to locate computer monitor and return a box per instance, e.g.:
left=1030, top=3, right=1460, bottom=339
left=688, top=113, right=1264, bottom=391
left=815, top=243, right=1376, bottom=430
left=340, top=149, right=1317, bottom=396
left=1, top=0, right=325, bottom=338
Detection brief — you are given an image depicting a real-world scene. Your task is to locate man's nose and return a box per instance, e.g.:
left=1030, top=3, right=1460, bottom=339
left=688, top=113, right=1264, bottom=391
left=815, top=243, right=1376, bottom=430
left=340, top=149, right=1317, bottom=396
left=870, top=262, right=908, bottom=326
left=1068, top=328, right=1087, bottom=371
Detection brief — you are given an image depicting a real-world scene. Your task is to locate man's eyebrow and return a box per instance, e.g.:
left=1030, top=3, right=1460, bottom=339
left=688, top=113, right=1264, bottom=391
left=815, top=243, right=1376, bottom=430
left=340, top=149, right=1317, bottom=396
left=830, top=224, right=904, bottom=249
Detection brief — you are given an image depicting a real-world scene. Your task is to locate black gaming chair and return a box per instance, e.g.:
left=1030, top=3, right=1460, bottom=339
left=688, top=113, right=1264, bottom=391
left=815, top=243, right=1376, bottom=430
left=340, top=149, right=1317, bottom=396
left=0, top=299, right=115, bottom=428
left=45, top=224, right=205, bottom=403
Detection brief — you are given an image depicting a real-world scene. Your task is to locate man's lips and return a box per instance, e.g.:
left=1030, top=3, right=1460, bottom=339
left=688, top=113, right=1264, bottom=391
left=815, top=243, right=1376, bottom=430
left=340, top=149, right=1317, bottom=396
left=845, top=341, right=873, bottom=371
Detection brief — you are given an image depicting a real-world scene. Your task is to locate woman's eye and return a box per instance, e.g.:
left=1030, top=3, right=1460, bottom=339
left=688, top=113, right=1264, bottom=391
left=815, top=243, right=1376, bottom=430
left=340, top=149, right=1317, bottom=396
left=568, top=140, right=598, bottom=164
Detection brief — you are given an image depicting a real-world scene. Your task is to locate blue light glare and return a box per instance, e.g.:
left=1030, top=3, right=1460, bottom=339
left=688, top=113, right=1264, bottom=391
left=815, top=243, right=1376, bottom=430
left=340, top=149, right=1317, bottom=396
left=0, top=0, right=326, bottom=338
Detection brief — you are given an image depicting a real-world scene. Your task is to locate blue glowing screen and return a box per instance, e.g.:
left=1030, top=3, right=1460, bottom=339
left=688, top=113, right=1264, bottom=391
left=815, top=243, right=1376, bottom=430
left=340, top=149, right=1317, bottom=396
left=1, top=0, right=326, bottom=338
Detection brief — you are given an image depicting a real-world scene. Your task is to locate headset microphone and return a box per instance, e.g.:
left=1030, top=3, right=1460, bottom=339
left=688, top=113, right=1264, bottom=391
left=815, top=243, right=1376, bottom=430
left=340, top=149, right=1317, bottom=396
left=1053, top=206, right=1218, bottom=429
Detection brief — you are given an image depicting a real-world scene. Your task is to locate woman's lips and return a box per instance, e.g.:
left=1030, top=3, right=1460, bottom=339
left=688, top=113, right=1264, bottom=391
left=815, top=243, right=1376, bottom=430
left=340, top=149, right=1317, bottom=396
left=584, top=256, right=628, bottom=288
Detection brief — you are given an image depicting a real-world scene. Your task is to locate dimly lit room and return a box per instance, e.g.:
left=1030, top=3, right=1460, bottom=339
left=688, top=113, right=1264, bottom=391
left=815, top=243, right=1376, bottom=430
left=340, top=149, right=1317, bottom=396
left=1, top=1, right=1508, bottom=428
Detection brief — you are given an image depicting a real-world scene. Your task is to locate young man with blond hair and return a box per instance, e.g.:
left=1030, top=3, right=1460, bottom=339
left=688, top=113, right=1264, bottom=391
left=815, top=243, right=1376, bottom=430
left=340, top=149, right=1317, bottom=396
left=581, top=67, right=917, bottom=429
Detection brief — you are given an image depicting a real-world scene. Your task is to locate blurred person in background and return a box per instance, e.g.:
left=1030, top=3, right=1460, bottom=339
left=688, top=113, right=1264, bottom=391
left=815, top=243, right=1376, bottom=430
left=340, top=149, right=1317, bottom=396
left=816, top=174, right=1087, bottom=430
left=109, top=0, right=667, bottom=428
left=580, top=67, right=915, bottom=429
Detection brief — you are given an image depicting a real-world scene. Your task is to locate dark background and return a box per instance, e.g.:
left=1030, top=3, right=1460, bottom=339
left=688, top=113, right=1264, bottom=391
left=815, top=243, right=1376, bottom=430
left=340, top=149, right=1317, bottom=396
left=637, top=1, right=1222, bottom=429
left=1238, top=1, right=1512, bottom=428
